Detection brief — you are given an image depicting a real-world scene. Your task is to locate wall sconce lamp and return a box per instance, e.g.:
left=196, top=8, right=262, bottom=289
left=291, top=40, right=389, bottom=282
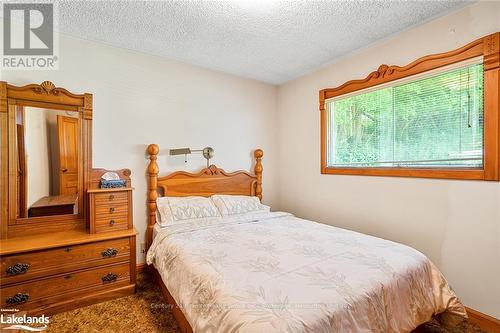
left=169, top=147, right=215, bottom=167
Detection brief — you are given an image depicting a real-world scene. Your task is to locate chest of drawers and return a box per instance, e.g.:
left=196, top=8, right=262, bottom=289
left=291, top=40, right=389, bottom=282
left=88, top=188, right=133, bottom=233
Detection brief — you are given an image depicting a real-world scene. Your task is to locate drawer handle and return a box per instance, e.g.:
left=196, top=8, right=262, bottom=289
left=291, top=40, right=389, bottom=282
left=109, top=194, right=115, bottom=200
left=6, top=263, right=30, bottom=276
left=6, top=292, right=29, bottom=306
left=101, top=248, right=118, bottom=258
left=109, top=207, right=115, bottom=213
left=102, top=273, right=118, bottom=283
left=64, top=247, right=72, bottom=252
left=109, top=219, right=115, bottom=226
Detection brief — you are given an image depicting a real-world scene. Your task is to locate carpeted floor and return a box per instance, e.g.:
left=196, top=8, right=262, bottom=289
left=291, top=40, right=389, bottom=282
left=47, top=273, right=487, bottom=333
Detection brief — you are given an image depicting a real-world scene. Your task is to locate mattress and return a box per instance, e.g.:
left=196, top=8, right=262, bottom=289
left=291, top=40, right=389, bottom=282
left=147, top=212, right=466, bottom=333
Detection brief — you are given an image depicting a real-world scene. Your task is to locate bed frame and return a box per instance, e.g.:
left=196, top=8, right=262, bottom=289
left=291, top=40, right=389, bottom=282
left=145, top=144, right=263, bottom=333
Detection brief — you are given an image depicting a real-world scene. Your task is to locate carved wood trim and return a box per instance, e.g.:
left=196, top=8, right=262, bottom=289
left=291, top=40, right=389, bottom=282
left=319, top=32, right=500, bottom=181
left=158, top=164, right=255, bottom=179
left=145, top=144, right=263, bottom=250
left=83, top=94, right=93, bottom=120
left=484, top=33, right=500, bottom=71
left=319, top=35, right=488, bottom=108
left=1, top=81, right=89, bottom=108
left=32, top=81, right=61, bottom=95
left=83, top=94, right=93, bottom=109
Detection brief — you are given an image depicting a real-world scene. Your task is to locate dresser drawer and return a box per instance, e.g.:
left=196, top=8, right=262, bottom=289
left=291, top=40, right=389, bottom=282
left=94, top=191, right=128, bottom=205
left=94, top=203, right=129, bottom=215
left=1, top=238, right=130, bottom=284
left=1, top=262, right=130, bottom=310
left=94, top=215, right=129, bottom=233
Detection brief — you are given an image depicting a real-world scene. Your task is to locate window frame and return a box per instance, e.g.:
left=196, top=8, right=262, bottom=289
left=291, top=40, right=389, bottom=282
left=319, top=32, right=500, bottom=181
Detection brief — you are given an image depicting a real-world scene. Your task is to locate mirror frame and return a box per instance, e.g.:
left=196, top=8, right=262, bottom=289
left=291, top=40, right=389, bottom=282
left=0, top=81, right=93, bottom=238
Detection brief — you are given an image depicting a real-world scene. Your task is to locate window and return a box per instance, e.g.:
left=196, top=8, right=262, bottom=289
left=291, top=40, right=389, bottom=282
left=327, top=61, right=484, bottom=169
left=319, top=33, right=500, bottom=180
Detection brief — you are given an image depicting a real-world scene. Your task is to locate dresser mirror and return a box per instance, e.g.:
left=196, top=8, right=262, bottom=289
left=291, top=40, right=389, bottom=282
left=0, top=81, right=93, bottom=238
left=16, top=107, right=80, bottom=218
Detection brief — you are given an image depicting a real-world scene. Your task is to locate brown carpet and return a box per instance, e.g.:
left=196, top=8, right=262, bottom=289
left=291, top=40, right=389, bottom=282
left=47, top=273, right=487, bottom=333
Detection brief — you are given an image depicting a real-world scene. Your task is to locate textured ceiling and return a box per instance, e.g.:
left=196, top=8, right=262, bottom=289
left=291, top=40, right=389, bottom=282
left=56, top=0, right=472, bottom=84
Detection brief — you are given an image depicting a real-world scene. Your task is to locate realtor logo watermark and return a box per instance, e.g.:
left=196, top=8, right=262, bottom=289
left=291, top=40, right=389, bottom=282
left=1, top=309, right=49, bottom=331
left=1, top=1, right=59, bottom=70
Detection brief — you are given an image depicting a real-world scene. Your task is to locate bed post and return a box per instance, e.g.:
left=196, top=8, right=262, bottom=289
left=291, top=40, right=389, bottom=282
left=254, top=149, right=263, bottom=201
left=146, top=144, right=159, bottom=252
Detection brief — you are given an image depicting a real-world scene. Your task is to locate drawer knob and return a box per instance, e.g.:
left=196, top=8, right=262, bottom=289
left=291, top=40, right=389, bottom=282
left=109, top=194, right=115, bottom=200
left=6, top=263, right=30, bottom=276
left=101, top=248, right=118, bottom=258
left=109, top=207, right=115, bottom=213
left=64, top=247, right=72, bottom=252
left=6, top=292, right=29, bottom=306
left=102, top=273, right=118, bottom=283
left=109, top=219, right=115, bottom=226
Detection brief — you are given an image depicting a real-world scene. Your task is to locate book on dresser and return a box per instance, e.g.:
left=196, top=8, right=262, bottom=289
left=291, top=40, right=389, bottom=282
left=0, top=81, right=138, bottom=316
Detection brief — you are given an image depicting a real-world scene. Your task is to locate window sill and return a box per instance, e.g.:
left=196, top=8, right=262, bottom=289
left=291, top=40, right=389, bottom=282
left=321, top=167, right=491, bottom=180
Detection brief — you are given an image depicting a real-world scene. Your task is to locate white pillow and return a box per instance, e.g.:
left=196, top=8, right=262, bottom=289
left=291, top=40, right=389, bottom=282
left=211, top=195, right=270, bottom=216
left=156, top=196, right=221, bottom=226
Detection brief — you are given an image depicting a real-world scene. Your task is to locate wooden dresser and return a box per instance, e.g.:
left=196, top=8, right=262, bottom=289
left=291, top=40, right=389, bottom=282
left=0, top=167, right=136, bottom=315
left=0, top=81, right=138, bottom=316
left=0, top=229, right=136, bottom=315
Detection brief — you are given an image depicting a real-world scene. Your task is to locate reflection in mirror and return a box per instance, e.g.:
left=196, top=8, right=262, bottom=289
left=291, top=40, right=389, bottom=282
left=16, top=107, right=80, bottom=218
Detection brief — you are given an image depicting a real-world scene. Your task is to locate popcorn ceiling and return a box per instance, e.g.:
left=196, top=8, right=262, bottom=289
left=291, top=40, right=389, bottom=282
left=58, top=0, right=470, bottom=84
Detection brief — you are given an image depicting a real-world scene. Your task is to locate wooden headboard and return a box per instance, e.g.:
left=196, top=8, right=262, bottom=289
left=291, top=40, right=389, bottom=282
left=145, top=144, right=263, bottom=248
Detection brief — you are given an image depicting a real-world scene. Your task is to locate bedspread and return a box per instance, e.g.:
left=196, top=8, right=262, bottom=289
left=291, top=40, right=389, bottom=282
left=147, top=212, right=466, bottom=333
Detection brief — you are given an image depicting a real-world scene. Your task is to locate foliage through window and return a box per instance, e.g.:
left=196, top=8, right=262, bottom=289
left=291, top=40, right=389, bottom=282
left=326, top=62, right=484, bottom=168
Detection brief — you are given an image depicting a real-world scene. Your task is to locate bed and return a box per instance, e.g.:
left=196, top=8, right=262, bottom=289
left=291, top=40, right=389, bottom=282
left=145, top=144, right=467, bottom=333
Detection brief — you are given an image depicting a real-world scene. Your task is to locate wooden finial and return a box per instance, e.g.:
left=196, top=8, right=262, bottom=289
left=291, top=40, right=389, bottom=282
left=147, top=144, right=159, bottom=156
left=146, top=144, right=159, bottom=251
left=254, top=149, right=263, bottom=201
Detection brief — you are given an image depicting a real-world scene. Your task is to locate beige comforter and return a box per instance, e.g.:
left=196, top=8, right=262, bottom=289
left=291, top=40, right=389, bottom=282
left=147, top=212, right=466, bottom=333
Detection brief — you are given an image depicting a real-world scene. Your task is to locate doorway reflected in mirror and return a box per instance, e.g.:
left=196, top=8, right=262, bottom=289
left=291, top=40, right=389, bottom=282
left=16, top=107, right=80, bottom=218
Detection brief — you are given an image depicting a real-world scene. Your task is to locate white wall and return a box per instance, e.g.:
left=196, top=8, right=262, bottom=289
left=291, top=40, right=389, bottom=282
left=277, top=2, right=500, bottom=317
left=2, top=34, right=279, bottom=265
